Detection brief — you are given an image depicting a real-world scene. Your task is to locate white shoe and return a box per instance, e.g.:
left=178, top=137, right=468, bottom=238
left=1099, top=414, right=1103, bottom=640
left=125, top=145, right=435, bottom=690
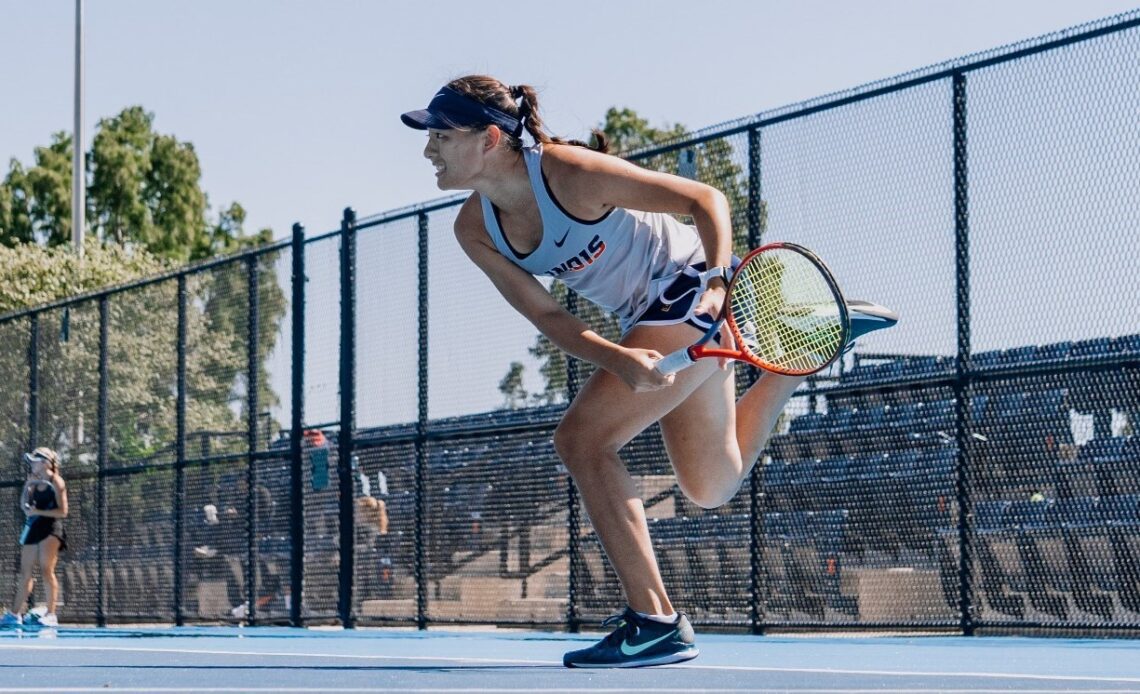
left=38, top=613, right=58, bottom=627
left=843, top=299, right=899, bottom=354
left=847, top=300, right=899, bottom=342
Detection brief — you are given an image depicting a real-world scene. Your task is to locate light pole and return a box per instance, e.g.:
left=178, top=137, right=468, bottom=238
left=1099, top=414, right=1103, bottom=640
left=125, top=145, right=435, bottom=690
left=72, top=0, right=85, bottom=257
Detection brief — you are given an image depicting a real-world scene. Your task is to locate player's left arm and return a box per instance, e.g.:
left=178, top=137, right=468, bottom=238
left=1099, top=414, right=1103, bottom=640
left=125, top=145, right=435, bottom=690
left=544, top=145, right=734, bottom=274
left=53, top=477, right=68, bottom=518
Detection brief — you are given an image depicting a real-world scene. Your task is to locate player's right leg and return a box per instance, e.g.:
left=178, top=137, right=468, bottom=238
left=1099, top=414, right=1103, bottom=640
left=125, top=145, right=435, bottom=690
left=553, top=321, right=716, bottom=667
left=2, top=545, right=39, bottom=627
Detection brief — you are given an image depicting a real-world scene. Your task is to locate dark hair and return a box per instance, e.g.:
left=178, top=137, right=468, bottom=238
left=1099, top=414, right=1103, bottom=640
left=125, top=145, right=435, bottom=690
left=446, top=75, right=609, bottom=154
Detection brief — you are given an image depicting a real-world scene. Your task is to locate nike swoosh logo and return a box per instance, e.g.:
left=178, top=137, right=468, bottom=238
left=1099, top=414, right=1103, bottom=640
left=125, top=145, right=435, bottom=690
left=620, top=629, right=678, bottom=656
left=552, top=227, right=571, bottom=247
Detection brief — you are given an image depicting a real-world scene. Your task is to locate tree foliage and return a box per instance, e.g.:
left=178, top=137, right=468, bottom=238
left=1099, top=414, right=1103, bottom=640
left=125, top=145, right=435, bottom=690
left=498, top=361, right=527, bottom=409
left=0, top=235, right=287, bottom=469
left=0, top=107, right=285, bottom=469
left=0, top=106, right=268, bottom=262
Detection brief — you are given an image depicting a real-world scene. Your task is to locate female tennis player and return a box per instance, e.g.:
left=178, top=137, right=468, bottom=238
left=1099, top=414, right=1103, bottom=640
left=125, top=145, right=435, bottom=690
left=401, top=76, right=897, bottom=667
left=1, top=447, right=69, bottom=629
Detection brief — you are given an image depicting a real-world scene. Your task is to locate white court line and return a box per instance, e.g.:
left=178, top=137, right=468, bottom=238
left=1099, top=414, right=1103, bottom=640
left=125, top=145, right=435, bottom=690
left=0, top=690, right=1139, bottom=694
left=2, top=642, right=1140, bottom=685
left=673, top=664, right=1140, bottom=684
left=0, top=643, right=555, bottom=666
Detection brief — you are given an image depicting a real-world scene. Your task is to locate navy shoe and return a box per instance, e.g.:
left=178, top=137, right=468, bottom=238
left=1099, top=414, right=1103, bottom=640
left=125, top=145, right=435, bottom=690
left=563, top=608, right=699, bottom=668
left=846, top=299, right=898, bottom=348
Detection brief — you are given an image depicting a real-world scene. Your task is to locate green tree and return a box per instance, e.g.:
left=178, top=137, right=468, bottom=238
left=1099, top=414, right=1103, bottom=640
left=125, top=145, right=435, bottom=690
left=598, top=107, right=688, bottom=155
left=0, top=105, right=266, bottom=262
left=0, top=105, right=287, bottom=466
left=498, top=361, right=528, bottom=409
left=89, top=106, right=212, bottom=257
left=0, top=241, right=287, bottom=467
left=0, top=144, right=66, bottom=247
left=504, top=107, right=764, bottom=406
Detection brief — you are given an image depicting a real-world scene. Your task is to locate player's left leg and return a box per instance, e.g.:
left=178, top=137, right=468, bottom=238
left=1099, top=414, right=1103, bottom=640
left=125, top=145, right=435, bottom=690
left=660, top=367, right=806, bottom=508
left=37, top=536, right=62, bottom=625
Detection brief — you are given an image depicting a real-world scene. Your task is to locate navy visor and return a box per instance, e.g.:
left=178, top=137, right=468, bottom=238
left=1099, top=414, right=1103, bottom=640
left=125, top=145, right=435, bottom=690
left=401, top=87, right=522, bottom=136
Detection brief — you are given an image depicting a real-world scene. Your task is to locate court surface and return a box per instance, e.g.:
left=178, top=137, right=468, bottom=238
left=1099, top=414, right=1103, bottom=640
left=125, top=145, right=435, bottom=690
left=2, top=626, right=1140, bottom=692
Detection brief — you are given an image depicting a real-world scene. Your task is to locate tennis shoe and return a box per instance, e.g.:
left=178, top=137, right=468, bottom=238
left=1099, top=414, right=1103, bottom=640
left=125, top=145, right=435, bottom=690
left=563, top=607, right=698, bottom=668
left=0, top=612, right=22, bottom=627
left=38, top=613, right=58, bottom=627
left=23, top=611, right=41, bottom=627
left=846, top=299, right=898, bottom=348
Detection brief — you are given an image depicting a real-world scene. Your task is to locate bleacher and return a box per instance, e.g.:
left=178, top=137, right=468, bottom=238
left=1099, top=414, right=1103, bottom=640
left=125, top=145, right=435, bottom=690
left=755, top=332, right=1140, bottom=623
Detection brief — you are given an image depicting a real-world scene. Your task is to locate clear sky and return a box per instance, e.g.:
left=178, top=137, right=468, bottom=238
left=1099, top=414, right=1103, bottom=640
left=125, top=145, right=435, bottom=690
left=2, top=0, right=1139, bottom=239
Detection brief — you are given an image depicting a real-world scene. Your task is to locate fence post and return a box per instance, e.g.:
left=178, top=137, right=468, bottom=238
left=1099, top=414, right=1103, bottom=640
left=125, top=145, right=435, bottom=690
left=338, top=207, right=358, bottom=628
left=952, top=71, right=976, bottom=636
left=564, top=289, right=582, bottom=633
left=174, top=276, right=187, bottom=625
left=246, top=255, right=261, bottom=624
left=415, top=211, right=430, bottom=630
left=28, top=313, right=38, bottom=448
left=289, top=223, right=306, bottom=627
left=94, top=302, right=108, bottom=627
left=745, top=124, right=768, bottom=635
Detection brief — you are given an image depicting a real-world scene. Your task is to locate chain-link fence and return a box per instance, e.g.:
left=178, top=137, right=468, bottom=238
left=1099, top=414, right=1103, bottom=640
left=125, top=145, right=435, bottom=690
left=1, top=11, right=1138, bottom=633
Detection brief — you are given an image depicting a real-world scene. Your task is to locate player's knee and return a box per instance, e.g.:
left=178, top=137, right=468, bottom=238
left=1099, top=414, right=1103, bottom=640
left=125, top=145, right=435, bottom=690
left=551, top=422, right=576, bottom=462
left=677, top=473, right=741, bottom=510
left=691, top=487, right=739, bottom=510
left=552, top=421, right=615, bottom=471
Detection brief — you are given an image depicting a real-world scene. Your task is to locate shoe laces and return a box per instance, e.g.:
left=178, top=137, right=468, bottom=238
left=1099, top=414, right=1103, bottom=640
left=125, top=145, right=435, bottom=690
left=599, top=610, right=638, bottom=645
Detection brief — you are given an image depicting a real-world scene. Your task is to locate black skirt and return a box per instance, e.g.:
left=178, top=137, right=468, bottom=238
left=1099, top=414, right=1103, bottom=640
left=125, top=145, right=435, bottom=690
left=19, top=517, right=66, bottom=550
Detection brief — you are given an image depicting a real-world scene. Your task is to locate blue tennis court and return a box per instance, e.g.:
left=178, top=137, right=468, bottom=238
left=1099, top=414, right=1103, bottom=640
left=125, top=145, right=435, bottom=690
left=3, top=627, right=1140, bottom=692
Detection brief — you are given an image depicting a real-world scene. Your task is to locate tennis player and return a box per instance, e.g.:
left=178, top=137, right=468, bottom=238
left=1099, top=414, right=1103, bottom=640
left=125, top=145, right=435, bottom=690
left=1, top=447, right=69, bottom=628
left=401, top=76, right=897, bottom=667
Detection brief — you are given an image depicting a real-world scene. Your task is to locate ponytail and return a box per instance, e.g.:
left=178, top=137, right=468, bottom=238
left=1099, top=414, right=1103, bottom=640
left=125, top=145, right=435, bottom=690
left=448, top=76, right=609, bottom=154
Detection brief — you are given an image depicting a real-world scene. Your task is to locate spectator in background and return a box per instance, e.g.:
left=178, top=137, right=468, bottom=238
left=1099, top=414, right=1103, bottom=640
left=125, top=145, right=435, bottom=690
left=192, top=476, right=245, bottom=617
left=356, top=492, right=394, bottom=601
left=356, top=496, right=389, bottom=538
left=2, top=448, right=68, bottom=628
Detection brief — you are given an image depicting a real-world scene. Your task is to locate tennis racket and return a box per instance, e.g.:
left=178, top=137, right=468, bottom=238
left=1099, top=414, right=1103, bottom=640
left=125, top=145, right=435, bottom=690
left=18, top=479, right=57, bottom=545
left=655, top=242, right=849, bottom=376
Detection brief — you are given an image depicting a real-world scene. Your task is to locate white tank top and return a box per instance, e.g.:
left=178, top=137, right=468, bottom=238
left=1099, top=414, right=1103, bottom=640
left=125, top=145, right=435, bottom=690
left=480, top=145, right=704, bottom=333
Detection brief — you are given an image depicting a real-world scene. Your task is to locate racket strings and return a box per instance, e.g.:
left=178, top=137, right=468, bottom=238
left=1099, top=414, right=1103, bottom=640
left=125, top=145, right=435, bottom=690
left=730, top=249, right=845, bottom=372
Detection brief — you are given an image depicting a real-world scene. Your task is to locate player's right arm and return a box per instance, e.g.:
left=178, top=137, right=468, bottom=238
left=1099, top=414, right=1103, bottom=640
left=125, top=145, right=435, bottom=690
left=453, top=195, right=672, bottom=392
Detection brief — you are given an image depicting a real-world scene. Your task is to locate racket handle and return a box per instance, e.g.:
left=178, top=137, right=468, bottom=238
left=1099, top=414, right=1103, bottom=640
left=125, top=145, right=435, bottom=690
left=656, top=348, right=695, bottom=375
